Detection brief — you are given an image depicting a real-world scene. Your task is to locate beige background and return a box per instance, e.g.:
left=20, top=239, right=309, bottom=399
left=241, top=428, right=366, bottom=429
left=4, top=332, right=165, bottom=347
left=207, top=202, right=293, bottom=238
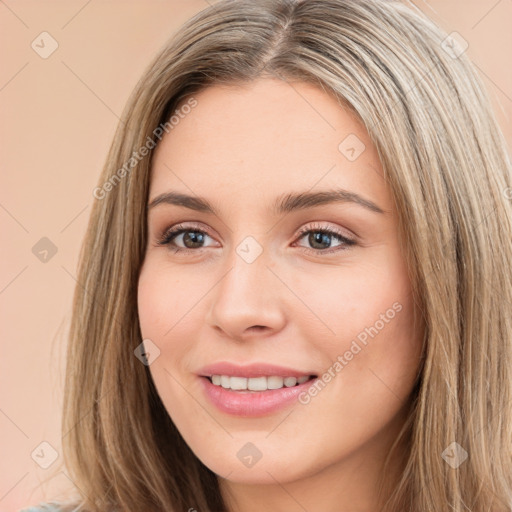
left=1, top=1, right=511, bottom=510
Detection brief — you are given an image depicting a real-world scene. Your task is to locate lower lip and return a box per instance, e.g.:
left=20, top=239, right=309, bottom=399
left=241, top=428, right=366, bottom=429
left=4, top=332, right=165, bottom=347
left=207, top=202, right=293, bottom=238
left=199, top=377, right=317, bottom=417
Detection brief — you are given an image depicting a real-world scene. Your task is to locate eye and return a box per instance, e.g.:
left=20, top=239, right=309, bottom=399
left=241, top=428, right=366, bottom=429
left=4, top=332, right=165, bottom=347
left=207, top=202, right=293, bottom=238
left=156, top=223, right=216, bottom=253
left=155, top=221, right=356, bottom=256
left=293, top=222, right=356, bottom=255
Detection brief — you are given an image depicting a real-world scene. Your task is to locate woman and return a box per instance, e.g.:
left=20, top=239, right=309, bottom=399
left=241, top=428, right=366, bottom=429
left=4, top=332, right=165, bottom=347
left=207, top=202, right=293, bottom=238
left=23, top=0, right=512, bottom=510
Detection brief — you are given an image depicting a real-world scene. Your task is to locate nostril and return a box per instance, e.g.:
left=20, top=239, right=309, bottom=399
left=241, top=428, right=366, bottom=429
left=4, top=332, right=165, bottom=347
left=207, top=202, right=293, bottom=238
left=248, top=325, right=267, bottom=332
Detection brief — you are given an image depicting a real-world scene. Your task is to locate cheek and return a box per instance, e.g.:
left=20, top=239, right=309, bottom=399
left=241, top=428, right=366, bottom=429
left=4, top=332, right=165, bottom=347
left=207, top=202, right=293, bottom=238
left=137, top=262, right=196, bottom=393
left=137, top=263, right=204, bottom=425
left=293, top=254, right=414, bottom=352
left=137, top=260, right=210, bottom=386
left=137, top=261, right=196, bottom=340
left=296, top=253, right=422, bottom=406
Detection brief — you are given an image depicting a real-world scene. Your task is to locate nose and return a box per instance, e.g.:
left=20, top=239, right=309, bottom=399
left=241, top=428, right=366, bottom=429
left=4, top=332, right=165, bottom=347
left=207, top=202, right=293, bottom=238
left=204, top=247, right=287, bottom=342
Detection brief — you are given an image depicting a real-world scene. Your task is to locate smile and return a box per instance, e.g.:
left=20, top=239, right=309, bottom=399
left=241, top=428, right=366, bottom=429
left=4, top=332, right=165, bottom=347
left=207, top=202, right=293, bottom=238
left=208, top=375, right=313, bottom=391
left=197, top=362, right=319, bottom=416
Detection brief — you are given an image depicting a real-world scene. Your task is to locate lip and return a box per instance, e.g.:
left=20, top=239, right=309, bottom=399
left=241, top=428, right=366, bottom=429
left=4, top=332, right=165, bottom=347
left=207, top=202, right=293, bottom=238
left=197, top=362, right=316, bottom=379
left=197, top=362, right=318, bottom=417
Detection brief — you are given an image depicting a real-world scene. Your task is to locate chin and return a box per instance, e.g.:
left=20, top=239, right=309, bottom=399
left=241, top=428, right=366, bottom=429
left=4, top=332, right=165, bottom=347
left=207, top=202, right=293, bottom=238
left=189, top=435, right=324, bottom=485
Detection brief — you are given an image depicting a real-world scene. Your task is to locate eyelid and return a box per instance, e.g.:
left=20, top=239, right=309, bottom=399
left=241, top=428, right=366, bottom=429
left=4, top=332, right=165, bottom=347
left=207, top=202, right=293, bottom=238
left=295, top=221, right=356, bottom=241
left=156, top=220, right=357, bottom=254
left=156, top=221, right=219, bottom=247
left=293, top=222, right=356, bottom=255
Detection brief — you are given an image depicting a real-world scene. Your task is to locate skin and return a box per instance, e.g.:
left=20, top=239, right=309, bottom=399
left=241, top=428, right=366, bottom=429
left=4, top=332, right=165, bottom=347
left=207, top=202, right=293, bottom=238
left=137, top=78, right=424, bottom=512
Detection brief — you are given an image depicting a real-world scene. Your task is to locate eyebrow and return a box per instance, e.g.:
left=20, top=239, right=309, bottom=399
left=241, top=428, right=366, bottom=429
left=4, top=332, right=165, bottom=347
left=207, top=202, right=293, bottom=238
left=147, top=188, right=385, bottom=215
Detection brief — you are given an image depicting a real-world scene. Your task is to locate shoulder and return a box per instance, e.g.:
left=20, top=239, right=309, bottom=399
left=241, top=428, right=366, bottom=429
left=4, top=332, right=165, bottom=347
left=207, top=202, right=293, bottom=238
left=19, top=504, right=68, bottom=512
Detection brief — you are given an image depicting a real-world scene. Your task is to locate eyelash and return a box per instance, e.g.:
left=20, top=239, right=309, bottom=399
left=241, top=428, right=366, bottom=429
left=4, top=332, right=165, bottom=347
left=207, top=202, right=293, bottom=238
left=155, top=222, right=356, bottom=256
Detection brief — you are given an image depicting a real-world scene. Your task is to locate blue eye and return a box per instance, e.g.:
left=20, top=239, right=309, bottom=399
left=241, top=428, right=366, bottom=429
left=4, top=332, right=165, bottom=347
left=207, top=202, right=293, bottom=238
left=156, top=222, right=356, bottom=255
left=294, top=225, right=356, bottom=255
left=156, top=224, right=216, bottom=252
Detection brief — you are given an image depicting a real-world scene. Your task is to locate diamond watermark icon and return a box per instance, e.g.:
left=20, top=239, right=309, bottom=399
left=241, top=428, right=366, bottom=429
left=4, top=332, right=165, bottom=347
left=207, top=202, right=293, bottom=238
left=134, top=338, right=161, bottom=366
left=31, top=32, right=59, bottom=59
left=338, top=134, right=366, bottom=162
left=237, top=442, right=263, bottom=468
left=441, top=441, right=468, bottom=469
left=236, top=236, right=263, bottom=264
left=32, top=237, right=58, bottom=263
left=31, top=441, right=59, bottom=469
left=441, top=32, right=468, bottom=59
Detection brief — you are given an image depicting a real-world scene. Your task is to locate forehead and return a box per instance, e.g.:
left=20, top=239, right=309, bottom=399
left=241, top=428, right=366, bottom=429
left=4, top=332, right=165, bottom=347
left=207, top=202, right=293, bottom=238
left=150, top=78, right=390, bottom=213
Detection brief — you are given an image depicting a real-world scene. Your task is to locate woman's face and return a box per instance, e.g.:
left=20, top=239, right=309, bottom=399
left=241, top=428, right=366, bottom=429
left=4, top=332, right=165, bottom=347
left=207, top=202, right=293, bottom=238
left=138, top=78, right=423, bottom=496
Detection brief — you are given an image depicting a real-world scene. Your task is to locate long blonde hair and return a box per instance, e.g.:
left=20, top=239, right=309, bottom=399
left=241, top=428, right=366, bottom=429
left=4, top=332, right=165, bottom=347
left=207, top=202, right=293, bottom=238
left=56, top=0, right=512, bottom=510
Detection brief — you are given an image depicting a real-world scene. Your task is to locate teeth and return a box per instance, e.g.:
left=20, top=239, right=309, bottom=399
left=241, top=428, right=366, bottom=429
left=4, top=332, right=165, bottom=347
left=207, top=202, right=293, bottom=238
left=267, top=376, right=284, bottom=389
left=230, top=376, right=248, bottom=390
left=209, top=375, right=312, bottom=391
left=284, top=377, right=297, bottom=387
left=248, top=376, right=267, bottom=391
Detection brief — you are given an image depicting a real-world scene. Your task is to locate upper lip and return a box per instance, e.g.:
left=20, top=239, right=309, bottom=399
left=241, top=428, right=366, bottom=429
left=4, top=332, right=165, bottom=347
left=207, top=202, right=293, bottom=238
left=197, top=362, right=317, bottom=379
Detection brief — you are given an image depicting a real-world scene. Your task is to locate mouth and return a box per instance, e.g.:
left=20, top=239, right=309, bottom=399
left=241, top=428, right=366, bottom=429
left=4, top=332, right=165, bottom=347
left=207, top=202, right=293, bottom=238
left=205, top=374, right=317, bottom=391
left=198, top=371, right=318, bottom=417
left=196, top=362, right=319, bottom=416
